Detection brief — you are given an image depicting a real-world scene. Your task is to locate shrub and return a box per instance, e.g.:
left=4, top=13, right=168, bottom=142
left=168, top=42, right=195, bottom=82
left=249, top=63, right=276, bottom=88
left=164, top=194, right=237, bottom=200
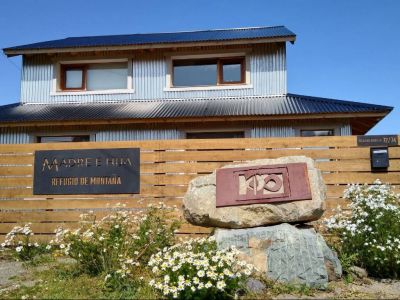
left=1, top=223, right=49, bottom=261
left=147, top=236, right=255, bottom=299
left=324, top=180, right=400, bottom=278
left=53, top=203, right=180, bottom=285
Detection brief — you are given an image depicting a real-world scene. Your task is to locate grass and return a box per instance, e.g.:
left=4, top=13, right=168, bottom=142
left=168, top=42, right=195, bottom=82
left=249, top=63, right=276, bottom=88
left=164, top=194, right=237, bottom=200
left=244, top=277, right=317, bottom=299
left=0, top=261, right=158, bottom=299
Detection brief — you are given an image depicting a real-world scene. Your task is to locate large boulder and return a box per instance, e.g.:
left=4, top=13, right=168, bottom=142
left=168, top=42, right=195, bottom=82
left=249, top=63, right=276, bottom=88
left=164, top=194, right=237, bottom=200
left=183, top=156, right=326, bottom=228
left=214, top=223, right=342, bottom=288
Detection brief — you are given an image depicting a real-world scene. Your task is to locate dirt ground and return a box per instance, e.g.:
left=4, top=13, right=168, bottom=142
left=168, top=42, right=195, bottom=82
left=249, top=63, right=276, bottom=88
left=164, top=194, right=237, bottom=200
left=0, top=258, right=399, bottom=299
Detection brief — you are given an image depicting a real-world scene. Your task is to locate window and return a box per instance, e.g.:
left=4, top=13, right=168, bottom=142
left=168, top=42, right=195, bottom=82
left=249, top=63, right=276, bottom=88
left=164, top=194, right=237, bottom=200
left=172, top=57, right=245, bottom=87
left=300, top=129, right=335, bottom=137
left=60, top=62, right=128, bottom=91
left=186, top=131, right=245, bottom=139
left=37, top=135, right=91, bottom=143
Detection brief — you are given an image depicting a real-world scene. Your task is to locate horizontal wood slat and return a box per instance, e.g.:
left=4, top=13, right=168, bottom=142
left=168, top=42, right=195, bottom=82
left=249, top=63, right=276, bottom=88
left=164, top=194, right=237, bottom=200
left=0, top=135, right=398, bottom=239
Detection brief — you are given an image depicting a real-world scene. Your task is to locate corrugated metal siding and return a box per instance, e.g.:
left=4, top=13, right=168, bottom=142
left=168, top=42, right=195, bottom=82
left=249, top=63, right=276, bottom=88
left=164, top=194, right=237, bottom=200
left=340, top=124, right=351, bottom=136
left=95, top=126, right=183, bottom=141
left=20, top=44, right=286, bottom=103
left=0, top=120, right=351, bottom=144
left=0, top=127, right=30, bottom=144
left=251, top=125, right=295, bottom=137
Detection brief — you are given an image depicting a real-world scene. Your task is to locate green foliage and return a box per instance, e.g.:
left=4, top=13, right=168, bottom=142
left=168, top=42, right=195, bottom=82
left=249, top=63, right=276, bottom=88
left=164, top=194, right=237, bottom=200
left=324, top=181, right=400, bottom=279
left=148, top=237, right=255, bottom=299
left=1, top=223, right=50, bottom=261
left=53, top=203, right=180, bottom=293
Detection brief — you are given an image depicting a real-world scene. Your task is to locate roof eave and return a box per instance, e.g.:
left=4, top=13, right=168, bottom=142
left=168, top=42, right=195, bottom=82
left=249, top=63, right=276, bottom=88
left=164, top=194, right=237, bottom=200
left=0, top=110, right=388, bottom=128
left=3, top=36, right=296, bottom=57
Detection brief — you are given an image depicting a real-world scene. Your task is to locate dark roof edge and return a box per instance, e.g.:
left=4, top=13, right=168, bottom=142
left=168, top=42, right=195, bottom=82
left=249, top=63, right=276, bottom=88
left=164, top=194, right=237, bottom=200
left=287, top=93, right=393, bottom=112
left=3, top=25, right=296, bottom=57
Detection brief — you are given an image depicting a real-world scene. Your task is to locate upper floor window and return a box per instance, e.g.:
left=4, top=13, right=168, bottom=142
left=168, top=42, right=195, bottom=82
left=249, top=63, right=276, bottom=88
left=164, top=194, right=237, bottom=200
left=172, top=57, right=245, bottom=87
left=60, top=61, right=128, bottom=92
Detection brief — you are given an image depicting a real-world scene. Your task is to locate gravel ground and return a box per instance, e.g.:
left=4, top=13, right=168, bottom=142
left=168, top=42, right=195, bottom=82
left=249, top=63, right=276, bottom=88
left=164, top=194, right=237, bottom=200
left=0, top=260, right=25, bottom=288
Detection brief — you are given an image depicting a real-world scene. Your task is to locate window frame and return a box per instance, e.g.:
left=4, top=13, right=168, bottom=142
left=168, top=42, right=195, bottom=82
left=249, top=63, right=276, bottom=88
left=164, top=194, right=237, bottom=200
left=218, top=57, right=246, bottom=85
left=165, top=52, right=251, bottom=91
left=60, top=64, right=87, bottom=91
left=171, top=56, right=246, bottom=88
left=54, top=59, right=133, bottom=94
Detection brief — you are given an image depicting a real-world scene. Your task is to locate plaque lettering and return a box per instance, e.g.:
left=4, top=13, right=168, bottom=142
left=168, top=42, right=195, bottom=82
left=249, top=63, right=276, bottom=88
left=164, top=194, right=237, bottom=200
left=33, top=148, right=140, bottom=195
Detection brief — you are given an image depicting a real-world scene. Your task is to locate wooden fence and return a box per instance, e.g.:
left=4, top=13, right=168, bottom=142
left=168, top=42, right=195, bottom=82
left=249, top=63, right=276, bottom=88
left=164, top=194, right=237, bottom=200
left=0, top=136, right=399, bottom=241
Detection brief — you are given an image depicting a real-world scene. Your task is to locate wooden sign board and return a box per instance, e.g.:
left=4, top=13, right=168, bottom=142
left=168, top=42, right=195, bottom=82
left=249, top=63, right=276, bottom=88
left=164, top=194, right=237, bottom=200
left=33, top=148, right=140, bottom=195
left=216, top=163, right=311, bottom=207
left=357, top=135, right=398, bottom=147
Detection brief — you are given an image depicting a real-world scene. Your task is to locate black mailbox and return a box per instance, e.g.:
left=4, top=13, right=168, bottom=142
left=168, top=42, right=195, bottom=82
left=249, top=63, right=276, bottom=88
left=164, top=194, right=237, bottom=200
left=370, top=147, right=389, bottom=171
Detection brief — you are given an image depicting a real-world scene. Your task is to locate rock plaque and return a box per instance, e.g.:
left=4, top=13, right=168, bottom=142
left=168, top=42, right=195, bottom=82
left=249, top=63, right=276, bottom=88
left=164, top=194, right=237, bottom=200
left=183, top=156, right=326, bottom=228
left=216, top=163, right=312, bottom=207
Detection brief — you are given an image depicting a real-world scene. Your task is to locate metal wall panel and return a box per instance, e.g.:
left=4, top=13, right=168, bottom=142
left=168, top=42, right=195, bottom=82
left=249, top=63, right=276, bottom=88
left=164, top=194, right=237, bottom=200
left=95, top=126, right=183, bottom=141
left=0, top=127, right=30, bottom=144
left=20, top=44, right=287, bottom=104
left=0, top=120, right=351, bottom=144
left=340, top=124, right=352, bottom=136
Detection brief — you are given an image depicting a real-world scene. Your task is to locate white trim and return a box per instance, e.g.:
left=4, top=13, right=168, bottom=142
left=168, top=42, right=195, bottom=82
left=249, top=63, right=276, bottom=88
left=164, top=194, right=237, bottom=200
left=164, top=84, right=252, bottom=92
left=245, top=55, right=251, bottom=85
left=50, top=89, right=135, bottom=96
left=127, top=59, right=133, bottom=90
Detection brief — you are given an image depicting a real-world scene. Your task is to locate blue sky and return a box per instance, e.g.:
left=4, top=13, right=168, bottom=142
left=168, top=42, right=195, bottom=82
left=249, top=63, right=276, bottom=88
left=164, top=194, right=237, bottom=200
left=0, top=0, right=398, bottom=134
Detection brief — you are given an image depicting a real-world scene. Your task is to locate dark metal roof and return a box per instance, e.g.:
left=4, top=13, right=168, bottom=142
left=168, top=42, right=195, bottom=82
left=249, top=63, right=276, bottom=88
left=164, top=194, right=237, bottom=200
left=3, top=26, right=296, bottom=55
left=0, top=94, right=392, bottom=124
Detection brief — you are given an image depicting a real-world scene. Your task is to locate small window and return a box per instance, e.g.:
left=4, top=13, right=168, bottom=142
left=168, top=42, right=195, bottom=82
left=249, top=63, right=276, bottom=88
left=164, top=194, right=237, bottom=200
left=62, top=66, right=86, bottom=90
left=61, top=62, right=128, bottom=91
left=186, top=131, right=245, bottom=139
left=300, top=129, right=335, bottom=137
left=172, top=57, right=245, bottom=87
left=220, top=58, right=244, bottom=84
left=37, top=135, right=91, bottom=143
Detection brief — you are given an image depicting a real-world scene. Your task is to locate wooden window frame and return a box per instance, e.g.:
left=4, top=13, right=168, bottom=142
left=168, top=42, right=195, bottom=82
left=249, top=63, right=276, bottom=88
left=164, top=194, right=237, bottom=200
left=172, top=56, right=246, bottom=87
left=61, top=64, right=87, bottom=91
left=59, top=60, right=130, bottom=92
left=218, top=57, right=246, bottom=85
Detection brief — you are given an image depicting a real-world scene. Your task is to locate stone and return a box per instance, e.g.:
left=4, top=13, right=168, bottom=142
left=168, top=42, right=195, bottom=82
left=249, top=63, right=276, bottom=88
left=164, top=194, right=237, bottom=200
left=246, top=278, right=266, bottom=293
left=214, top=223, right=342, bottom=289
left=183, top=156, right=326, bottom=229
left=316, top=233, right=342, bottom=281
left=349, top=266, right=368, bottom=279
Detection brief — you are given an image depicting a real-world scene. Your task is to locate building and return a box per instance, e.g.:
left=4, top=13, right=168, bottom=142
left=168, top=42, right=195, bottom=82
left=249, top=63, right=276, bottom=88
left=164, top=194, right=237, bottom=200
left=0, top=26, right=392, bottom=143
